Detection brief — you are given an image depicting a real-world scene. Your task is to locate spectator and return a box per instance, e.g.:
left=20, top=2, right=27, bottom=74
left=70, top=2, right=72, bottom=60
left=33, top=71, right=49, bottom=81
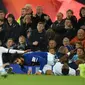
left=17, top=35, right=27, bottom=50
left=0, top=19, right=5, bottom=44
left=71, top=47, right=85, bottom=63
left=35, top=6, right=52, bottom=30
left=24, top=4, right=33, bottom=15
left=6, top=14, right=21, bottom=43
left=4, top=38, right=16, bottom=49
left=63, top=37, right=74, bottom=50
left=51, top=12, right=65, bottom=34
left=17, top=8, right=27, bottom=25
left=65, top=9, right=77, bottom=29
left=47, top=40, right=57, bottom=51
left=75, top=41, right=83, bottom=49
left=46, top=28, right=56, bottom=42
left=70, top=29, right=85, bottom=48
left=21, top=14, right=36, bottom=37
left=51, top=12, right=65, bottom=47
left=64, top=19, right=76, bottom=39
left=63, top=37, right=70, bottom=46
left=78, top=7, right=85, bottom=30
left=0, top=10, right=7, bottom=22
left=2, top=38, right=17, bottom=63
left=26, top=30, right=32, bottom=49
left=29, top=22, right=47, bottom=51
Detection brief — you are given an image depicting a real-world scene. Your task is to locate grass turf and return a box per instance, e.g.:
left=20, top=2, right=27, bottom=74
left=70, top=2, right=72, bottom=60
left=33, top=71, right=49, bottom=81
left=0, top=74, right=85, bottom=85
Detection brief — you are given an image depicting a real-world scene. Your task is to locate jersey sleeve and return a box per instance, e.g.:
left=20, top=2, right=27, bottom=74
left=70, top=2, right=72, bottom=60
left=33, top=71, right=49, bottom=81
left=9, top=49, right=24, bottom=54
left=1, top=47, right=8, bottom=53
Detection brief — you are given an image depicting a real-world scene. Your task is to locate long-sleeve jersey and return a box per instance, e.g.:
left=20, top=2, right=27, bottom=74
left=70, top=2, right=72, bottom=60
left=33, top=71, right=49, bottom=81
left=23, top=51, right=55, bottom=72
left=0, top=46, right=24, bottom=71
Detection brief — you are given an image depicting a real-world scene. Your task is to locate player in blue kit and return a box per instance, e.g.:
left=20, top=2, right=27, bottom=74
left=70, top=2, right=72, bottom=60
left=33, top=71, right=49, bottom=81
left=15, top=48, right=56, bottom=74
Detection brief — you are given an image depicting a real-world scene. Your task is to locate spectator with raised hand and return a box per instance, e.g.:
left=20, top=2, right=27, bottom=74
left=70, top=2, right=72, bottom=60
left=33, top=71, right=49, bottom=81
left=35, top=6, right=52, bottom=30
left=21, top=14, right=36, bottom=37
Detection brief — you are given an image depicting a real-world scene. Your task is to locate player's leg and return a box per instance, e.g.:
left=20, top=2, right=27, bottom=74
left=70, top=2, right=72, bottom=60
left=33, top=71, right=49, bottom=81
left=35, top=56, right=47, bottom=75
left=0, top=57, right=7, bottom=77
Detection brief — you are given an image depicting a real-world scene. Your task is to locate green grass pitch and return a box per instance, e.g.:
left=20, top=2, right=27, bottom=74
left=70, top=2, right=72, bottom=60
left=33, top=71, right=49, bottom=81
left=0, top=74, right=85, bottom=85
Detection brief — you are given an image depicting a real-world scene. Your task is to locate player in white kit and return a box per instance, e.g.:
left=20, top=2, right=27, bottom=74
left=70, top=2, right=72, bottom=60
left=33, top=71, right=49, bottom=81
left=0, top=46, right=25, bottom=77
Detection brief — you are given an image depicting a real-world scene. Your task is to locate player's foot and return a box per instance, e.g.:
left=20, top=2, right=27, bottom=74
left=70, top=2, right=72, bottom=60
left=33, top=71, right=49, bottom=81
left=6, top=67, right=14, bottom=74
left=1, top=71, right=8, bottom=78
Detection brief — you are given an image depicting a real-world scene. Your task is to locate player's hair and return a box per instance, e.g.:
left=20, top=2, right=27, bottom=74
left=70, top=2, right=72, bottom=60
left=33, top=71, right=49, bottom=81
left=62, top=63, right=69, bottom=75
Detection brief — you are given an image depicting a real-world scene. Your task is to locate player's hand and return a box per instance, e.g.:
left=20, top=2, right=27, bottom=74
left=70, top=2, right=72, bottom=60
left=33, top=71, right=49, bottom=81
left=24, top=49, right=31, bottom=53
left=3, top=63, right=10, bottom=67
left=4, top=63, right=10, bottom=66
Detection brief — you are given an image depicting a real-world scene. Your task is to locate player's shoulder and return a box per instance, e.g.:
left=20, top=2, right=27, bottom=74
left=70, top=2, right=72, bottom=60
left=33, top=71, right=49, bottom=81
left=0, top=46, right=6, bottom=49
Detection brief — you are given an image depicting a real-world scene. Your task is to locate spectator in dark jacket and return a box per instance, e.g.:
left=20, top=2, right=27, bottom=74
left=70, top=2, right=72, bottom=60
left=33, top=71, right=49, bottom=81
left=2, top=38, right=17, bottom=63
left=21, top=14, right=36, bottom=37
left=64, top=19, right=76, bottom=40
left=65, top=9, right=77, bottom=30
left=6, top=14, right=21, bottom=43
left=0, top=10, right=7, bottom=23
left=51, top=12, right=65, bottom=47
left=0, top=19, right=5, bottom=44
left=78, top=7, right=85, bottom=30
left=35, top=6, right=52, bottom=30
left=29, top=22, right=47, bottom=51
left=51, top=12, right=65, bottom=34
left=17, top=35, right=28, bottom=50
